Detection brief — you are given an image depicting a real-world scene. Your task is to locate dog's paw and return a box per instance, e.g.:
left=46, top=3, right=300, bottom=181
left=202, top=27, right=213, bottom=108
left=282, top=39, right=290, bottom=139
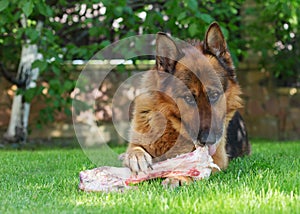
left=161, top=176, right=194, bottom=188
left=123, top=147, right=152, bottom=173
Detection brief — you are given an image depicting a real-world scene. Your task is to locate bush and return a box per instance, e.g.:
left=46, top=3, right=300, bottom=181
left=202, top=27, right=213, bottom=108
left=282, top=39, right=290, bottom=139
left=0, top=0, right=298, bottom=126
left=245, top=0, right=300, bottom=86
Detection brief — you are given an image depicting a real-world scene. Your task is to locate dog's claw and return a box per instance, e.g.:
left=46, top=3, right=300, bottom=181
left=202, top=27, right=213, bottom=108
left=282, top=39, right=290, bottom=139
left=123, top=147, right=153, bottom=173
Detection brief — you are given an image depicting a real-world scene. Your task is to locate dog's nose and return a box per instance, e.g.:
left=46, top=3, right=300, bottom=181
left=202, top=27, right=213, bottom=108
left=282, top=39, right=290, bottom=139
left=198, top=130, right=216, bottom=145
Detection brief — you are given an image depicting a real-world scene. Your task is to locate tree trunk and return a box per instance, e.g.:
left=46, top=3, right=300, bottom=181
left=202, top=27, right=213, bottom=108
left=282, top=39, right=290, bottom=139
left=3, top=19, right=43, bottom=143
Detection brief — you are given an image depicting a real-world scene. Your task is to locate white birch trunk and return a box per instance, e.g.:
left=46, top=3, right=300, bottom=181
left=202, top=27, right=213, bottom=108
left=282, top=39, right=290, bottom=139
left=4, top=19, right=43, bottom=143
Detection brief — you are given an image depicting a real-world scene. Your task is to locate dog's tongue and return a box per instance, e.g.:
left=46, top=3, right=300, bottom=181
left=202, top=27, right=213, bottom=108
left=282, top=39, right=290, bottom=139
left=208, top=144, right=217, bottom=156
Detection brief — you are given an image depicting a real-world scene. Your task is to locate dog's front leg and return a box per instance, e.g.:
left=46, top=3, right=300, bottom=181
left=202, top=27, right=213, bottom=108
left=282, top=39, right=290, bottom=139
left=123, top=144, right=153, bottom=173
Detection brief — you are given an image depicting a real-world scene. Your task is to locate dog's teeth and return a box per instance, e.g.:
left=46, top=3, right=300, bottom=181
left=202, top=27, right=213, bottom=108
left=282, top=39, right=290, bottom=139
left=192, top=140, right=202, bottom=146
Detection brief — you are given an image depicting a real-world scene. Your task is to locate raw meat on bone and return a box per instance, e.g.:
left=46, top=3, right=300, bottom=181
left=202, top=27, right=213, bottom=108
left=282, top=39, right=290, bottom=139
left=79, top=146, right=219, bottom=192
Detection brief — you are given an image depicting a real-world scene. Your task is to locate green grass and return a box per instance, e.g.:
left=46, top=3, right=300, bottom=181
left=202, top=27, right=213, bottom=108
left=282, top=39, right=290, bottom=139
left=0, top=141, right=299, bottom=214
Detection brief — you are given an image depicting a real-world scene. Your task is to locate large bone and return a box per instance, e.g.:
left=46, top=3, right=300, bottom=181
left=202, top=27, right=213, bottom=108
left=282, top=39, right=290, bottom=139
left=79, top=146, right=219, bottom=192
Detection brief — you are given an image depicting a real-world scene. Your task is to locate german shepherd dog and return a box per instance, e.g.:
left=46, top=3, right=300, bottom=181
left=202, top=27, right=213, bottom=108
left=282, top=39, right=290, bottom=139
left=123, top=22, right=251, bottom=184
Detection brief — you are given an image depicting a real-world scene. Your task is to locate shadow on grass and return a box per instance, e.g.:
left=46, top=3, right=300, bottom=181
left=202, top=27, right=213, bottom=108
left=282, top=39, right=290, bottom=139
left=0, top=137, right=81, bottom=150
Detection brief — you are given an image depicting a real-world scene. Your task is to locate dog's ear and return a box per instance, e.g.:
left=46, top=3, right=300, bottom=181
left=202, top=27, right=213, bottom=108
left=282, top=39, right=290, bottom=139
left=203, top=22, right=227, bottom=57
left=156, top=32, right=183, bottom=73
left=204, top=22, right=236, bottom=79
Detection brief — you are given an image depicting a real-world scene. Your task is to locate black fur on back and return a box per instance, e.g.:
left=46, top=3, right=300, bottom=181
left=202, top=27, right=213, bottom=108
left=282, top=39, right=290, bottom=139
left=226, top=111, right=251, bottom=160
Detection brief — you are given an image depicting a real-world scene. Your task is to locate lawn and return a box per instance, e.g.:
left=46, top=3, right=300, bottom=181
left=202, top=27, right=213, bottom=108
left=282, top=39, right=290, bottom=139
left=0, top=140, right=299, bottom=214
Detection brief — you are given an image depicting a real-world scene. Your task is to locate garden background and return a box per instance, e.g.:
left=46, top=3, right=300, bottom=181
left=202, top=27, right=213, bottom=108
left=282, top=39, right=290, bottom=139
left=0, top=1, right=299, bottom=213
left=1, top=0, right=299, bottom=144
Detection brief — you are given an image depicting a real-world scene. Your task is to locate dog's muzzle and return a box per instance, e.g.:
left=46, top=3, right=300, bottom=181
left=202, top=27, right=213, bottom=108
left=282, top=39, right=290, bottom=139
left=193, top=130, right=221, bottom=156
left=197, top=130, right=217, bottom=145
left=193, top=140, right=217, bottom=156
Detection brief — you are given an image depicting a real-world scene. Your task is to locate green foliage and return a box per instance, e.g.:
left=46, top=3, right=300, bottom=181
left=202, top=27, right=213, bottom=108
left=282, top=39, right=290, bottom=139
left=246, top=0, right=300, bottom=85
left=1, top=0, right=298, bottom=126
left=0, top=0, right=9, bottom=12
left=0, top=0, right=246, bottom=126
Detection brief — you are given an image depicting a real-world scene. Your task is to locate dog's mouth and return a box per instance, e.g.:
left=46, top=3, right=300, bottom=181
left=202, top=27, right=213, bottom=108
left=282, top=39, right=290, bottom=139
left=192, top=127, right=225, bottom=156
left=193, top=140, right=217, bottom=156
left=208, top=144, right=217, bottom=156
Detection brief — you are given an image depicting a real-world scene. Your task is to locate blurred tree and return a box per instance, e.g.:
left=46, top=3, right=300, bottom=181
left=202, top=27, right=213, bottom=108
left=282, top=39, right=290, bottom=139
left=245, top=0, right=300, bottom=86
left=2, top=0, right=297, bottom=141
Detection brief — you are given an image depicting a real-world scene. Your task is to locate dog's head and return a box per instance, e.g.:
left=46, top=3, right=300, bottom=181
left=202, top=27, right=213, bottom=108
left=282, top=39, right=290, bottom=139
left=154, top=22, right=243, bottom=148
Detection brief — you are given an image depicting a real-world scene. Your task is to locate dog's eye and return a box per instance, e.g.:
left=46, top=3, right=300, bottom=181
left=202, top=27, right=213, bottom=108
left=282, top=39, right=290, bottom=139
left=183, top=95, right=196, bottom=105
left=208, top=91, right=221, bottom=104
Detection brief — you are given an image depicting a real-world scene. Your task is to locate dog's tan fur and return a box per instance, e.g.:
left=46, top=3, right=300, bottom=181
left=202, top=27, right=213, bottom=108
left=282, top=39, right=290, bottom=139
left=123, top=22, right=244, bottom=183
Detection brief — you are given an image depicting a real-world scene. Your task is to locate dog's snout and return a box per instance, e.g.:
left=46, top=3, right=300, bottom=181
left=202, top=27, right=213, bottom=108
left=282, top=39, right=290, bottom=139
left=198, top=130, right=216, bottom=145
